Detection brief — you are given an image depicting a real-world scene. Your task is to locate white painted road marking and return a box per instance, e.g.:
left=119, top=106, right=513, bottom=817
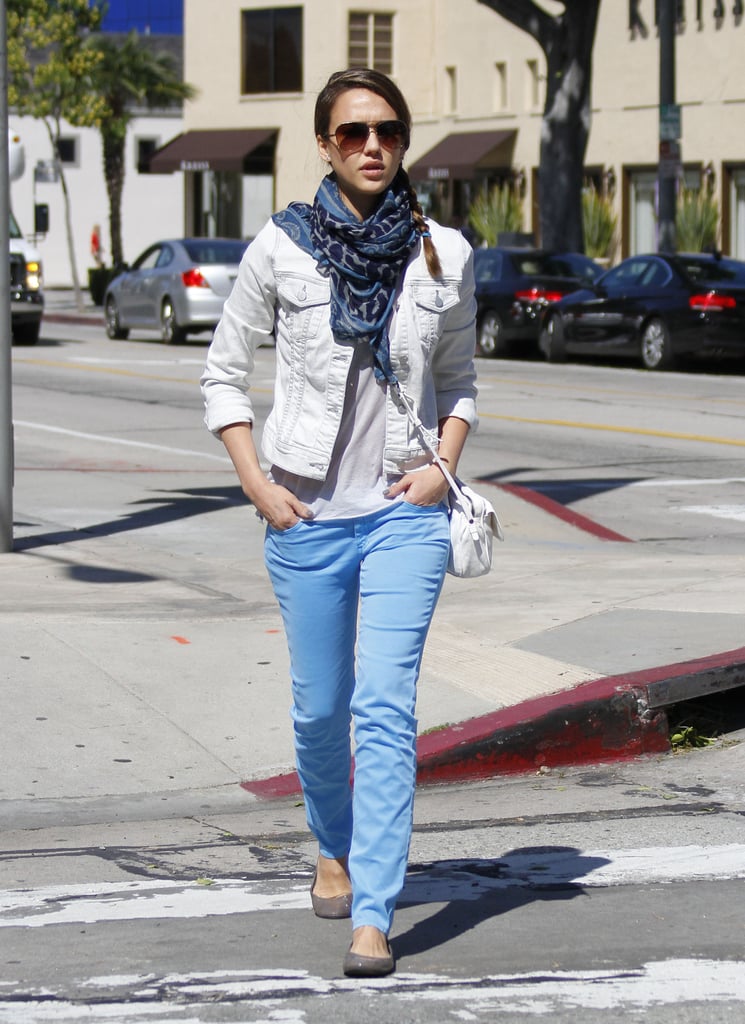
left=1, top=960, right=744, bottom=1020
left=2, top=845, right=744, bottom=928
left=681, top=504, right=745, bottom=523
left=14, top=421, right=232, bottom=464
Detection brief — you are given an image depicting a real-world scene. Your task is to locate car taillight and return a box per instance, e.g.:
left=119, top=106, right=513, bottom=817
left=689, top=291, right=736, bottom=311
left=181, top=268, right=209, bottom=288
left=515, top=287, right=564, bottom=304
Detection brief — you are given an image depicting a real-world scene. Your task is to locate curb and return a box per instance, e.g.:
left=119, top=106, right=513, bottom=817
left=241, top=645, right=745, bottom=800
left=44, top=312, right=103, bottom=327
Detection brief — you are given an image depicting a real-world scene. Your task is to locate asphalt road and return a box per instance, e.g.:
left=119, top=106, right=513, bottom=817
left=2, top=737, right=744, bottom=1022
left=3, top=322, right=745, bottom=1021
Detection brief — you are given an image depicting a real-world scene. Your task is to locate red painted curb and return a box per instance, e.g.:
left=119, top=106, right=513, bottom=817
left=493, top=482, right=634, bottom=543
left=44, top=313, right=103, bottom=327
left=240, top=645, right=745, bottom=800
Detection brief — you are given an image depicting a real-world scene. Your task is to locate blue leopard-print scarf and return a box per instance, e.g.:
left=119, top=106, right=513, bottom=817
left=273, top=171, right=418, bottom=381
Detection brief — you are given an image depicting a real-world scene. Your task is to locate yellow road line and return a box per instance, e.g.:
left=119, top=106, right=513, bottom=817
left=482, top=411, right=745, bottom=447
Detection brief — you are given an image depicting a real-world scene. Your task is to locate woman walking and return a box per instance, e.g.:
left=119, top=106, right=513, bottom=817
left=201, top=68, right=478, bottom=977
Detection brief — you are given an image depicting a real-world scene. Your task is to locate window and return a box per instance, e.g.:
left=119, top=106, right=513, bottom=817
left=494, top=62, right=508, bottom=112
left=526, top=60, right=541, bottom=110
left=136, top=137, right=159, bottom=174
left=242, top=7, right=303, bottom=94
left=348, top=12, right=393, bottom=74
left=56, top=136, right=79, bottom=166
left=445, top=66, right=457, bottom=115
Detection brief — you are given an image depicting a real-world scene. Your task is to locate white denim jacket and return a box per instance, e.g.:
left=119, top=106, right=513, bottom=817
left=201, top=217, right=478, bottom=481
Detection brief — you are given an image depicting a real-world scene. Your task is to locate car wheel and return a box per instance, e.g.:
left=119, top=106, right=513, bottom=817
left=13, top=320, right=40, bottom=346
left=539, top=313, right=567, bottom=363
left=160, top=297, right=187, bottom=345
left=104, top=297, right=129, bottom=340
left=640, top=317, right=674, bottom=370
left=477, top=311, right=508, bottom=358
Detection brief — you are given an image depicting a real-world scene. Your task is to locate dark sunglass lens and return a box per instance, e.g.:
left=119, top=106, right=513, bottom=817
left=376, top=121, right=407, bottom=150
left=335, top=123, right=369, bottom=150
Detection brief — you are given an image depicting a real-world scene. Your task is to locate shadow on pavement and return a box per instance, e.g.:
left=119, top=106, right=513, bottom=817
left=395, top=849, right=610, bottom=961
left=14, top=485, right=247, bottom=553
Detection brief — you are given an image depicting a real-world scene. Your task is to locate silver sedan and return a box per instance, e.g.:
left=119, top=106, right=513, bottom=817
left=103, top=237, right=250, bottom=344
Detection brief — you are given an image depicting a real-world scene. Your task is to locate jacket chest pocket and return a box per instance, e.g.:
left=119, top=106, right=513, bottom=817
left=276, top=275, right=331, bottom=341
left=410, top=280, right=460, bottom=347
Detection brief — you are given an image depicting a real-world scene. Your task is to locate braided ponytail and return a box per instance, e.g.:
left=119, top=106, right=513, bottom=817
left=401, top=169, right=442, bottom=280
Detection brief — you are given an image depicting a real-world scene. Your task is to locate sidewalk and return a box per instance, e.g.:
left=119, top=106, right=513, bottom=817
left=6, top=304, right=745, bottom=824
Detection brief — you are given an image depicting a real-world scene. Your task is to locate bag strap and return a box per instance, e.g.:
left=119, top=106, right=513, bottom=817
left=387, top=378, right=472, bottom=511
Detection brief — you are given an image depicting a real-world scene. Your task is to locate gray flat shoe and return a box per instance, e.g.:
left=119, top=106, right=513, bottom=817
left=310, top=871, right=352, bottom=919
left=342, top=941, right=395, bottom=977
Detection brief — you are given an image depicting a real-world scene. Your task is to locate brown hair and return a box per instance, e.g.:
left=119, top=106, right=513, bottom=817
left=315, top=68, right=442, bottom=279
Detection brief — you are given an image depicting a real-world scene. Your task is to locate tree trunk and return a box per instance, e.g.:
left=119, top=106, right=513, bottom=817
left=44, top=119, right=84, bottom=311
left=477, top=0, right=601, bottom=252
left=539, top=4, right=599, bottom=250
left=102, top=132, right=126, bottom=268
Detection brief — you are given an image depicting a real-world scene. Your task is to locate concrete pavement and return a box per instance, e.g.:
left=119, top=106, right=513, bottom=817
left=3, top=291, right=744, bottom=827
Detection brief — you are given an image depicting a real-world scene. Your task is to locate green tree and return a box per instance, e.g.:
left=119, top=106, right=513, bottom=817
left=88, top=31, right=197, bottom=268
left=7, top=0, right=106, bottom=309
left=477, top=0, right=601, bottom=251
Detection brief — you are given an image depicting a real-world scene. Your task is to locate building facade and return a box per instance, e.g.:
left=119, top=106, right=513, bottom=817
left=158, top=0, right=745, bottom=260
left=10, top=112, right=185, bottom=288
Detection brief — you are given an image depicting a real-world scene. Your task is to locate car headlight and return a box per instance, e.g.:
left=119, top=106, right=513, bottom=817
left=26, top=261, right=42, bottom=291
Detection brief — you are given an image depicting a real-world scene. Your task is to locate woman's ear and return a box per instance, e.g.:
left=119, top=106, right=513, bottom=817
left=317, top=135, right=331, bottom=163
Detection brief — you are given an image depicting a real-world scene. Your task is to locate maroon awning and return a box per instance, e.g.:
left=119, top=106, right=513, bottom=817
left=408, top=130, right=516, bottom=181
left=148, top=129, right=277, bottom=173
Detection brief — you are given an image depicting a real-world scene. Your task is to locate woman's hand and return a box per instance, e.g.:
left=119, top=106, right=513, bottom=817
left=219, top=422, right=312, bottom=530
left=250, top=478, right=313, bottom=531
left=384, top=464, right=450, bottom=507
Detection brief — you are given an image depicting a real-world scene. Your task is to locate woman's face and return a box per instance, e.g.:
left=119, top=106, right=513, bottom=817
left=317, top=88, right=407, bottom=220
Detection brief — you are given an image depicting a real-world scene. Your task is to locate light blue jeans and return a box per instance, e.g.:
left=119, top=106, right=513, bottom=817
left=264, top=499, right=450, bottom=933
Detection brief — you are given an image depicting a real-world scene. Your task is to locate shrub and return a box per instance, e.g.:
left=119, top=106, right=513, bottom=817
left=582, top=185, right=617, bottom=259
left=468, top=183, right=524, bottom=247
left=676, top=185, right=719, bottom=253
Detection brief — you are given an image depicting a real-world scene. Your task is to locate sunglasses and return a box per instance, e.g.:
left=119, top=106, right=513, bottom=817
left=325, top=120, right=409, bottom=155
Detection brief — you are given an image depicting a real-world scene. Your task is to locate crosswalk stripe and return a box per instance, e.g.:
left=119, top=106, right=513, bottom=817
left=2, top=844, right=744, bottom=929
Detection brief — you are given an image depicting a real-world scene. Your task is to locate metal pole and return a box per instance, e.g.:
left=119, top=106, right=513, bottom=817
left=658, top=0, right=677, bottom=253
left=0, top=0, right=14, bottom=552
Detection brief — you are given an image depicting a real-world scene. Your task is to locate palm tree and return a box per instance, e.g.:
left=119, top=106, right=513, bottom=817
left=89, top=31, right=196, bottom=268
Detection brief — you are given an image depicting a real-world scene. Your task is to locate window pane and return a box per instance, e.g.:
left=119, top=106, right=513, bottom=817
left=242, top=8, right=302, bottom=94
left=373, top=15, right=392, bottom=73
left=348, top=12, right=369, bottom=66
left=274, top=8, right=303, bottom=92
left=243, top=10, right=273, bottom=93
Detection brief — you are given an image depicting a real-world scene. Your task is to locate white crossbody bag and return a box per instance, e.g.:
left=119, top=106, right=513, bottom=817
left=390, top=382, right=504, bottom=578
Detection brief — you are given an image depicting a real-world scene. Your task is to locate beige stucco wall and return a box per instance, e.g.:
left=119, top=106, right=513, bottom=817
left=183, top=0, right=745, bottom=254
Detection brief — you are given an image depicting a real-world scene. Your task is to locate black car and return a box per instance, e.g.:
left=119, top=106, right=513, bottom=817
left=538, top=252, right=745, bottom=371
left=473, top=248, right=603, bottom=357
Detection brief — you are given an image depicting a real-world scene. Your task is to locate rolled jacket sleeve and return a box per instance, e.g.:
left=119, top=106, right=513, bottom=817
left=201, top=222, right=277, bottom=437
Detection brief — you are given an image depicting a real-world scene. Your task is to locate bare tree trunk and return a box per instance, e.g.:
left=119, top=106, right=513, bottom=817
left=102, top=132, right=125, bottom=268
left=477, top=0, right=601, bottom=251
left=44, top=118, right=84, bottom=311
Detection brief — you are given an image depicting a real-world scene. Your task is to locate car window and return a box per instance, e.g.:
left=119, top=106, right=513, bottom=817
left=639, top=260, right=671, bottom=287
left=182, top=240, right=248, bottom=264
left=473, top=251, right=503, bottom=283
left=678, top=257, right=745, bottom=285
left=155, top=246, right=174, bottom=269
left=601, top=258, right=651, bottom=289
left=512, top=253, right=553, bottom=277
left=133, top=246, right=162, bottom=271
left=548, top=253, right=603, bottom=283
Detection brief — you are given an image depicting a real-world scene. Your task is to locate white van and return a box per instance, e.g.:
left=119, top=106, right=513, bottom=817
left=9, top=129, right=44, bottom=345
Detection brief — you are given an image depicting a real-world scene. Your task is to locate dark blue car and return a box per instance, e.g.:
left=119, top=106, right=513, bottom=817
left=538, top=252, right=745, bottom=370
left=473, top=247, right=603, bottom=357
